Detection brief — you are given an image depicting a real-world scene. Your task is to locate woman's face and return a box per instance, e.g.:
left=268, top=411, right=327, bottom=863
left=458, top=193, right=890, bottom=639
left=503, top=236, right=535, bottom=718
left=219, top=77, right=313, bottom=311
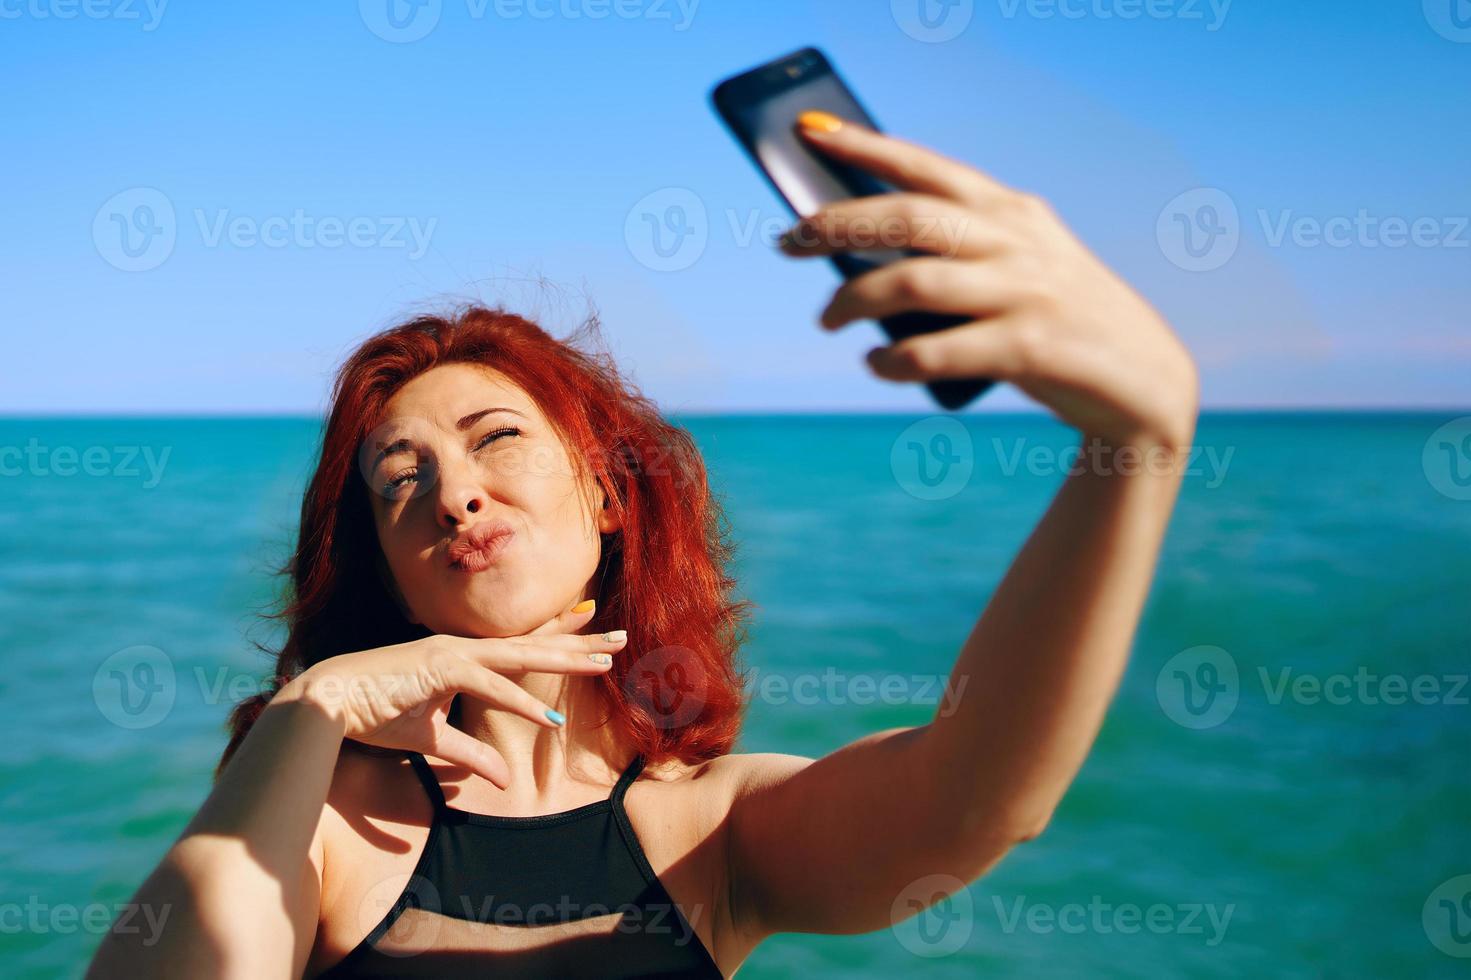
left=360, top=362, right=618, bottom=637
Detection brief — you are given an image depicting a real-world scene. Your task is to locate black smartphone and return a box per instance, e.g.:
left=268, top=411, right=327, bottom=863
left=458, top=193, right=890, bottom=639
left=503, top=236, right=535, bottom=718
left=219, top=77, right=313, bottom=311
left=711, top=47, right=994, bottom=411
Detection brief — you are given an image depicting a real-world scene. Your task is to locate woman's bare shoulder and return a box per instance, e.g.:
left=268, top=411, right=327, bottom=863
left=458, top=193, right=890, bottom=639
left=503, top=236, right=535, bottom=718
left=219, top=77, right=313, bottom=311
left=328, top=741, right=410, bottom=790
left=626, top=750, right=820, bottom=972
left=315, top=745, right=429, bottom=893
left=640, top=750, right=818, bottom=816
left=321, top=743, right=425, bottom=830
left=301, top=748, right=434, bottom=975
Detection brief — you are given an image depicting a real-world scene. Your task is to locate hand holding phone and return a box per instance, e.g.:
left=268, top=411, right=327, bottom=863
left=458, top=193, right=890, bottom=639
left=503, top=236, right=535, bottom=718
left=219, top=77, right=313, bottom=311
left=711, top=47, right=1199, bottom=451
left=711, top=47, right=995, bottom=410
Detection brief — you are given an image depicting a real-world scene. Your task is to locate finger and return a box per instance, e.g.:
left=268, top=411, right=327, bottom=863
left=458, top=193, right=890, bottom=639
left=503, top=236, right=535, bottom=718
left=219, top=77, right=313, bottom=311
left=794, top=110, right=1013, bottom=207
left=454, top=631, right=629, bottom=674
left=865, top=317, right=1032, bottom=382
left=443, top=657, right=572, bottom=728
left=526, top=597, right=599, bottom=636
left=778, top=193, right=1006, bottom=260
left=820, top=257, right=1020, bottom=330
left=430, top=727, right=513, bottom=789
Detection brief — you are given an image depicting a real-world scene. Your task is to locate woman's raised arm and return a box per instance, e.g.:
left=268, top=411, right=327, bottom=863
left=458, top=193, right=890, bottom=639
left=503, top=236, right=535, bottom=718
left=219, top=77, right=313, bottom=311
left=717, top=116, right=1199, bottom=948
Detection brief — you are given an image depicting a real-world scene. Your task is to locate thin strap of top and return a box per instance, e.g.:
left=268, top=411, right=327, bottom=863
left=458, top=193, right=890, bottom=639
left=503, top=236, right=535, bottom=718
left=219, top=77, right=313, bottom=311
left=406, top=751, right=645, bottom=814
left=611, top=751, right=646, bottom=805
left=406, top=751, right=448, bottom=810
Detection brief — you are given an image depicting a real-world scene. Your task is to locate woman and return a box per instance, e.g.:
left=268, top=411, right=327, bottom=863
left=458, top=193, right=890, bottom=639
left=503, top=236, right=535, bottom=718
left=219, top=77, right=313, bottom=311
left=87, top=113, right=1198, bottom=978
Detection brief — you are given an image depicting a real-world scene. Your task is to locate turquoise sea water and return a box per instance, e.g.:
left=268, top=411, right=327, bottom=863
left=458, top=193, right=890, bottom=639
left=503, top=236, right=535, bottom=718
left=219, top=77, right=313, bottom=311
left=1, top=412, right=1468, bottom=978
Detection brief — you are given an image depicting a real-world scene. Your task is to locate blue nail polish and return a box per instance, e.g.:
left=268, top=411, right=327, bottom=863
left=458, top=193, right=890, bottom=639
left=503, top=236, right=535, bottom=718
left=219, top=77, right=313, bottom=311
left=545, top=708, right=566, bottom=725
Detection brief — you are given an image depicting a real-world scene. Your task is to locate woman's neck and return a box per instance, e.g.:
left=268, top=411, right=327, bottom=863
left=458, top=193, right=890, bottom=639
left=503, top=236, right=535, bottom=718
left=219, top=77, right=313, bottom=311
left=448, top=671, right=629, bottom=811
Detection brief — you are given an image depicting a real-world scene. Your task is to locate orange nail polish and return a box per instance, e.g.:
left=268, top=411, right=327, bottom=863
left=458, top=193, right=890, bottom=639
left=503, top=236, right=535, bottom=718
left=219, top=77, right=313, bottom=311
left=797, top=110, right=844, bottom=134
left=572, top=599, right=596, bottom=614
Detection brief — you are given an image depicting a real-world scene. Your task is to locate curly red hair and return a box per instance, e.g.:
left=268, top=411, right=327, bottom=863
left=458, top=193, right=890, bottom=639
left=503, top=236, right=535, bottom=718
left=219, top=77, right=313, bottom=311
left=217, top=306, right=751, bottom=778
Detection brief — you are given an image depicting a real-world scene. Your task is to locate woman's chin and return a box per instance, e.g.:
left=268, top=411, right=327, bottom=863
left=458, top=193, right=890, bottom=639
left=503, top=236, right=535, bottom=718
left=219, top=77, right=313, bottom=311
left=422, top=593, right=557, bottom=640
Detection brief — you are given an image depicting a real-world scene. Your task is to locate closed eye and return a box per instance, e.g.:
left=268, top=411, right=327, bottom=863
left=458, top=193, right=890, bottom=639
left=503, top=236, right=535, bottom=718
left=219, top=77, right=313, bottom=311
left=382, top=428, right=522, bottom=495
left=474, top=426, right=521, bottom=450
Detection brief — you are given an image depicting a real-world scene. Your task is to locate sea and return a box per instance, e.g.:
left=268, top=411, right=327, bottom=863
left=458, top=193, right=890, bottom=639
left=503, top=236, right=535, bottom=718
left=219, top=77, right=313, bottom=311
left=1, top=412, right=1468, bottom=978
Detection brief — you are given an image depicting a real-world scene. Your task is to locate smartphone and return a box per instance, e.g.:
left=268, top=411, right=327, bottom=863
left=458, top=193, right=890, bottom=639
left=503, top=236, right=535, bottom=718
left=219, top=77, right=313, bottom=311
left=711, top=47, right=994, bottom=411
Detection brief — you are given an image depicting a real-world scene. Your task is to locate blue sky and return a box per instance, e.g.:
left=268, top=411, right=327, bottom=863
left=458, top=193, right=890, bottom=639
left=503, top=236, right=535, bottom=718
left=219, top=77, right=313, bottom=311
left=3, top=0, right=1468, bottom=413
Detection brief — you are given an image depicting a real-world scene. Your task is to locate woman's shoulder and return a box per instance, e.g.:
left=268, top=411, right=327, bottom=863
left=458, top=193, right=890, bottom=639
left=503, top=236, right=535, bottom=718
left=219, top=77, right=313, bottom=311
left=315, top=745, right=429, bottom=885
left=693, top=750, right=815, bottom=784
left=323, top=743, right=422, bottom=819
left=305, top=746, right=435, bottom=975
left=638, top=749, right=818, bottom=815
left=330, top=740, right=411, bottom=781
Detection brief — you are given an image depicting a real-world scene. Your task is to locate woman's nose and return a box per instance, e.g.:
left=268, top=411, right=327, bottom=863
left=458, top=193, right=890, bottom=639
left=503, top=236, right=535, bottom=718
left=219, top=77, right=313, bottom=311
left=435, top=465, right=487, bottom=529
left=438, top=493, right=482, bottom=528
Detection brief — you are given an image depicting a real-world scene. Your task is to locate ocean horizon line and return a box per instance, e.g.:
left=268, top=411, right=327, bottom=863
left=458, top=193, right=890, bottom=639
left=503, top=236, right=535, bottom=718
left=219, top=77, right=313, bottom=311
left=2, top=406, right=1468, bottom=421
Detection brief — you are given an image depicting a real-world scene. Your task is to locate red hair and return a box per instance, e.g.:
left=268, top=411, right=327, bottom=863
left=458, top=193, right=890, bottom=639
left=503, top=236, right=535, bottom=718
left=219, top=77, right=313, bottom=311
left=217, top=306, right=751, bottom=778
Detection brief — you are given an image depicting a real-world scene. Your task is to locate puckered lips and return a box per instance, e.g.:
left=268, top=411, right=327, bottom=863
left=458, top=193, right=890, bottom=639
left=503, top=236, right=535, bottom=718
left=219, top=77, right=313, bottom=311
left=446, top=519, right=516, bottom=573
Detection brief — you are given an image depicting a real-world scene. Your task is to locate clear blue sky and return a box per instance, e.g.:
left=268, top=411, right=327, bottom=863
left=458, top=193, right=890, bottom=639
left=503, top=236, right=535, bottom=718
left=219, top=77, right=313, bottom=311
left=4, top=0, right=1468, bottom=413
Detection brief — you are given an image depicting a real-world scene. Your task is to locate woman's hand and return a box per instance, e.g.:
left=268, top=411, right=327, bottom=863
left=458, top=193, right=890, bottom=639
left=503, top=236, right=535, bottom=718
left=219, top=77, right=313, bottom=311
left=781, top=111, right=1200, bottom=453
left=275, top=601, right=628, bottom=788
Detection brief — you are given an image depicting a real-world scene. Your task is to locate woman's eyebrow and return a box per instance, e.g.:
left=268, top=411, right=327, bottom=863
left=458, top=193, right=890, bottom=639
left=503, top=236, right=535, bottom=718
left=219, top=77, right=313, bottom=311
left=368, top=437, right=414, bottom=471
left=456, top=407, right=529, bottom=431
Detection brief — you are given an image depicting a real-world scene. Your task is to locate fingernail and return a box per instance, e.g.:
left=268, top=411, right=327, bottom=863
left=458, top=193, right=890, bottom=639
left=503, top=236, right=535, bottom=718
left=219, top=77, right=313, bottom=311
left=572, top=599, right=596, bottom=614
left=545, top=708, right=566, bottom=725
left=602, top=630, right=628, bottom=643
left=588, top=653, right=612, bottom=665
left=867, top=347, right=895, bottom=370
left=778, top=219, right=814, bottom=250
left=797, top=110, right=844, bottom=134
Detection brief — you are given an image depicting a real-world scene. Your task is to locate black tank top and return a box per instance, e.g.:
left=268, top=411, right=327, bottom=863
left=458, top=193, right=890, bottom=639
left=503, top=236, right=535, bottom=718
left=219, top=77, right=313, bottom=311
left=317, top=751, right=723, bottom=979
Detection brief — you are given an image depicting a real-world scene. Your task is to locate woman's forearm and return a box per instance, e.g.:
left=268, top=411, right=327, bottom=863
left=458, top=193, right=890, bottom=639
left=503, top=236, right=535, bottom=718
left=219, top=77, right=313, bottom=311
left=86, top=681, right=346, bottom=978
left=925, top=438, right=1188, bottom=841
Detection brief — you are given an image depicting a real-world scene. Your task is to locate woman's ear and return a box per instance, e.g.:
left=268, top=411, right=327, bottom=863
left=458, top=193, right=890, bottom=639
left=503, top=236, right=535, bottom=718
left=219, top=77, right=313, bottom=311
left=376, top=550, right=420, bottom=625
left=596, top=486, right=623, bottom=536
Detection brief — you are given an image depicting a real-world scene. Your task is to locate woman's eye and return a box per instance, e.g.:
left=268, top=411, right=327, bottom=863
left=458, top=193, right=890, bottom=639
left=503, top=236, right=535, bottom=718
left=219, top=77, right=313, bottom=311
left=475, top=427, right=521, bottom=450
left=383, top=468, right=418, bottom=495
left=380, top=429, right=519, bottom=496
